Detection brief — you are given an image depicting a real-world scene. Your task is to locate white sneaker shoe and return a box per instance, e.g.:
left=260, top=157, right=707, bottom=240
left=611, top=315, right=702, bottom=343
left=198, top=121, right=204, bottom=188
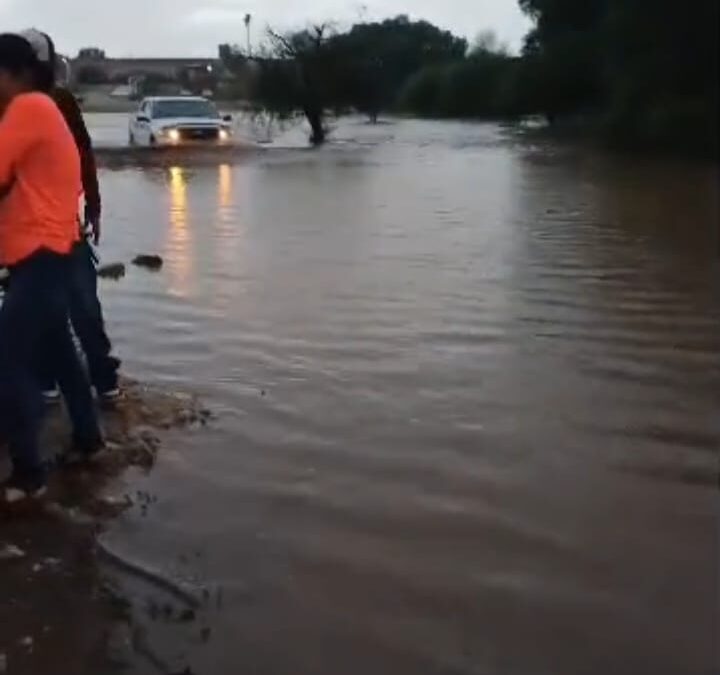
left=42, top=388, right=61, bottom=404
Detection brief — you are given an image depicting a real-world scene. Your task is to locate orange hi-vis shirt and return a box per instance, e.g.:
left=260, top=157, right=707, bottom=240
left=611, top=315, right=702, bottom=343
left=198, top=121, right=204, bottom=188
left=0, top=92, right=81, bottom=266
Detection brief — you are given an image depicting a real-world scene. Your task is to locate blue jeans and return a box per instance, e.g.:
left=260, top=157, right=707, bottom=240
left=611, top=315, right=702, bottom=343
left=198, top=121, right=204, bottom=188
left=39, top=240, right=119, bottom=394
left=68, top=240, right=119, bottom=393
left=0, top=249, right=101, bottom=484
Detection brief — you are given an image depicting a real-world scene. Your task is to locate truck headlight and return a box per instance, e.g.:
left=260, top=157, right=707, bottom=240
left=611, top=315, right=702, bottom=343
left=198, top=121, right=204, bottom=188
left=168, top=129, right=181, bottom=143
left=219, top=128, right=231, bottom=141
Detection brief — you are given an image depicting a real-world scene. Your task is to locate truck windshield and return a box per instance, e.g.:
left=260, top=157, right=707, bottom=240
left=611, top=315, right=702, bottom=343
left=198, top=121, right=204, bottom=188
left=153, top=99, right=219, bottom=119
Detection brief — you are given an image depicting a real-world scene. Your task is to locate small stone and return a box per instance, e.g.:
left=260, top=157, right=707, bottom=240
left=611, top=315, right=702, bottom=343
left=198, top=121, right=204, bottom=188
left=97, top=262, right=126, bottom=280
left=132, top=254, right=164, bottom=270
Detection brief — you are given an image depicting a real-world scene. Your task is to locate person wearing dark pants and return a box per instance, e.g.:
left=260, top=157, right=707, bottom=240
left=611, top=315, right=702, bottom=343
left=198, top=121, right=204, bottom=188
left=0, top=34, right=102, bottom=503
left=20, top=29, right=120, bottom=402
left=0, top=252, right=103, bottom=496
left=68, top=239, right=120, bottom=396
left=35, top=238, right=120, bottom=399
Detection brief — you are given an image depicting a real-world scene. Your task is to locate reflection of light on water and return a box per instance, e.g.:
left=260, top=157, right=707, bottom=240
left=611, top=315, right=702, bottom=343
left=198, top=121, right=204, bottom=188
left=218, top=163, right=232, bottom=212
left=212, top=163, right=248, bottom=315
left=166, top=166, right=193, bottom=298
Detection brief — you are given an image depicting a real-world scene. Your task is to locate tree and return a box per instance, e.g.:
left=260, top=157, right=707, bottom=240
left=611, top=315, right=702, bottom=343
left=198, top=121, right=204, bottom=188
left=251, top=25, right=342, bottom=144
left=518, top=0, right=607, bottom=121
left=241, top=16, right=470, bottom=140
left=329, top=16, right=468, bottom=121
left=397, top=38, right=519, bottom=119
left=471, top=30, right=509, bottom=57
left=518, top=0, right=719, bottom=153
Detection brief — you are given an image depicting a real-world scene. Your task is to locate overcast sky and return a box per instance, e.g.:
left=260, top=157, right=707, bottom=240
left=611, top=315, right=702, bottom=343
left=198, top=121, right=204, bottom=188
left=0, top=0, right=531, bottom=57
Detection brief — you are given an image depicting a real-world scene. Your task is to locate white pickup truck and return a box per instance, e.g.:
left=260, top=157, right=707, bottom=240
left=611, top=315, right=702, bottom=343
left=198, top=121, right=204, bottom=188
left=128, top=96, right=233, bottom=147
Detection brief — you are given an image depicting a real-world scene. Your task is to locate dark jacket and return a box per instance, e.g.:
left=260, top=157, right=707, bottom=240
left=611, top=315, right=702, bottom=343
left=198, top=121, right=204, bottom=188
left=52, top=87, right=101, bottom=225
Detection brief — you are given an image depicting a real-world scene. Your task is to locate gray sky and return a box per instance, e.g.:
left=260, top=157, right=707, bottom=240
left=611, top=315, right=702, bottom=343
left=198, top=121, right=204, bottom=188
left=0, top=0, right=531, bottom=57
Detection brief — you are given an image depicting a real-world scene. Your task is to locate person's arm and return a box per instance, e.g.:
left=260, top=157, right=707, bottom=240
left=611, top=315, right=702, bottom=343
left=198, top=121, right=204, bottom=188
left=53, top=88, right=102, bottom=243
left=0, top=96, right=40, bottom=193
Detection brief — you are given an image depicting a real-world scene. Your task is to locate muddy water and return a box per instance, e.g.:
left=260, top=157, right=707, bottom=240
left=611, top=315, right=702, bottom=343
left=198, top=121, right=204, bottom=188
left=86, top=119, right=718, bottom=674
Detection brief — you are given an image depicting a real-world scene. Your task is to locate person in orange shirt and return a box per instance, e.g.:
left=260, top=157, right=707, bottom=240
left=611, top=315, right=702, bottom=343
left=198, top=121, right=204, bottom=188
left=0, top=34, right=102, bottom=504
left=18, top=29, right=121, bottom=403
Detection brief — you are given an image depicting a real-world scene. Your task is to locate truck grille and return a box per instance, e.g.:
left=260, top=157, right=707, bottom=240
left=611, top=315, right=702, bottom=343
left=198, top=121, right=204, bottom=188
left=179, top=127, right=219, bottom=141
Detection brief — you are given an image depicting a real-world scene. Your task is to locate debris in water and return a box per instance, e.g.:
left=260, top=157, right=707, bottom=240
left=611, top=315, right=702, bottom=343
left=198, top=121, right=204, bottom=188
left=0, top=544, right=25, bottom=561
left=97, top=262, right=126, bottom=280
left=132, top=254, right=164, bottom=270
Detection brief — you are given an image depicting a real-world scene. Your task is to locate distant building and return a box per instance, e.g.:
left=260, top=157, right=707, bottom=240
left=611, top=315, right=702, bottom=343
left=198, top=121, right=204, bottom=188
left=77, top=47, right=106, bottom=60
left=70, top=49, right=222, bottom=88
left=68, top=47, right=253, bottom=101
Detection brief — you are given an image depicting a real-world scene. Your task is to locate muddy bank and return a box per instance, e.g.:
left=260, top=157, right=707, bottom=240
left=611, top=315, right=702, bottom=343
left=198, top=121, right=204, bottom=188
left=0, top=382, right=211, bottom=675
left=1, top=380, right=211, bottom=483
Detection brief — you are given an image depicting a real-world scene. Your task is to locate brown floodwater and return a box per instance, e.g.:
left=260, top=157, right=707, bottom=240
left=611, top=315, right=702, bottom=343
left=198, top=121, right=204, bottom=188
left=18, top=118, right=720, bottom=674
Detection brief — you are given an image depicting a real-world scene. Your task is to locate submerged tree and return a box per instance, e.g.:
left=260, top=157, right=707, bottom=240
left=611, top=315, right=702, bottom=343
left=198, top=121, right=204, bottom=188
left=246, top=16, right=468, bottom=141
left=396, top=34, right=519, bottom=119
left=248, top=25, right=342, bottom=144
left=329, top=16, right=468, bottom=122
left=517, top=0, right=719, bottom=152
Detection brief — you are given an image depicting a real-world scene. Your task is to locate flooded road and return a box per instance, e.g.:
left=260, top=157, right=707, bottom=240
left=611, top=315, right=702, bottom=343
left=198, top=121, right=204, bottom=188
left=71, top=118, right=720, bottom=673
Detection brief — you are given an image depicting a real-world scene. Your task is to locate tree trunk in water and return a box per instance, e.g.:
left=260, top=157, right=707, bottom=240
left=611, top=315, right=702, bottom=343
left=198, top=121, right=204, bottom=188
left=304, top=108, right=325, bottom=145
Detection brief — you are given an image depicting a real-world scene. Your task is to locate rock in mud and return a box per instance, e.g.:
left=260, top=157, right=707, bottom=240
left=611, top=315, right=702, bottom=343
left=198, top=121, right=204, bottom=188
left=132, top=254, right=164, bottom=271
left=97, top=262, right=126, bottom=280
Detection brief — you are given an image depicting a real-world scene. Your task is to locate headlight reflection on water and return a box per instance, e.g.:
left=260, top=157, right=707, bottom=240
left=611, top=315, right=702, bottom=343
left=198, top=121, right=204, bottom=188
left=166, top=166, right=193, bottom=298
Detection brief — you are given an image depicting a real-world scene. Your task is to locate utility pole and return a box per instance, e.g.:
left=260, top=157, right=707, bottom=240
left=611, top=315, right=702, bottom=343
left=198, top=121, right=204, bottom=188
left=244, top=14, right=252, bottom=56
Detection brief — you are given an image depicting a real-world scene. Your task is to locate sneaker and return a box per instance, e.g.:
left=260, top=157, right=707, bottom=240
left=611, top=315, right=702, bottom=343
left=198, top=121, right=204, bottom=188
left=2, top=473, right=48, bottom=505
left=98, top=387, right=122, bottom=403
left=42, top=388, right=61, bottom=404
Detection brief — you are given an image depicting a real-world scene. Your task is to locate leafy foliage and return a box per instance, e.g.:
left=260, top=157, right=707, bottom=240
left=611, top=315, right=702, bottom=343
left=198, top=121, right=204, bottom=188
left=518, top=0, right=719, bottom=152
left=235, top=6, right=718, bottom=153
left=328, top=16, right=468, bottom=120
left=245, top=17, right=469, bottom=141
left=397, top=39, right=523, bottom=119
